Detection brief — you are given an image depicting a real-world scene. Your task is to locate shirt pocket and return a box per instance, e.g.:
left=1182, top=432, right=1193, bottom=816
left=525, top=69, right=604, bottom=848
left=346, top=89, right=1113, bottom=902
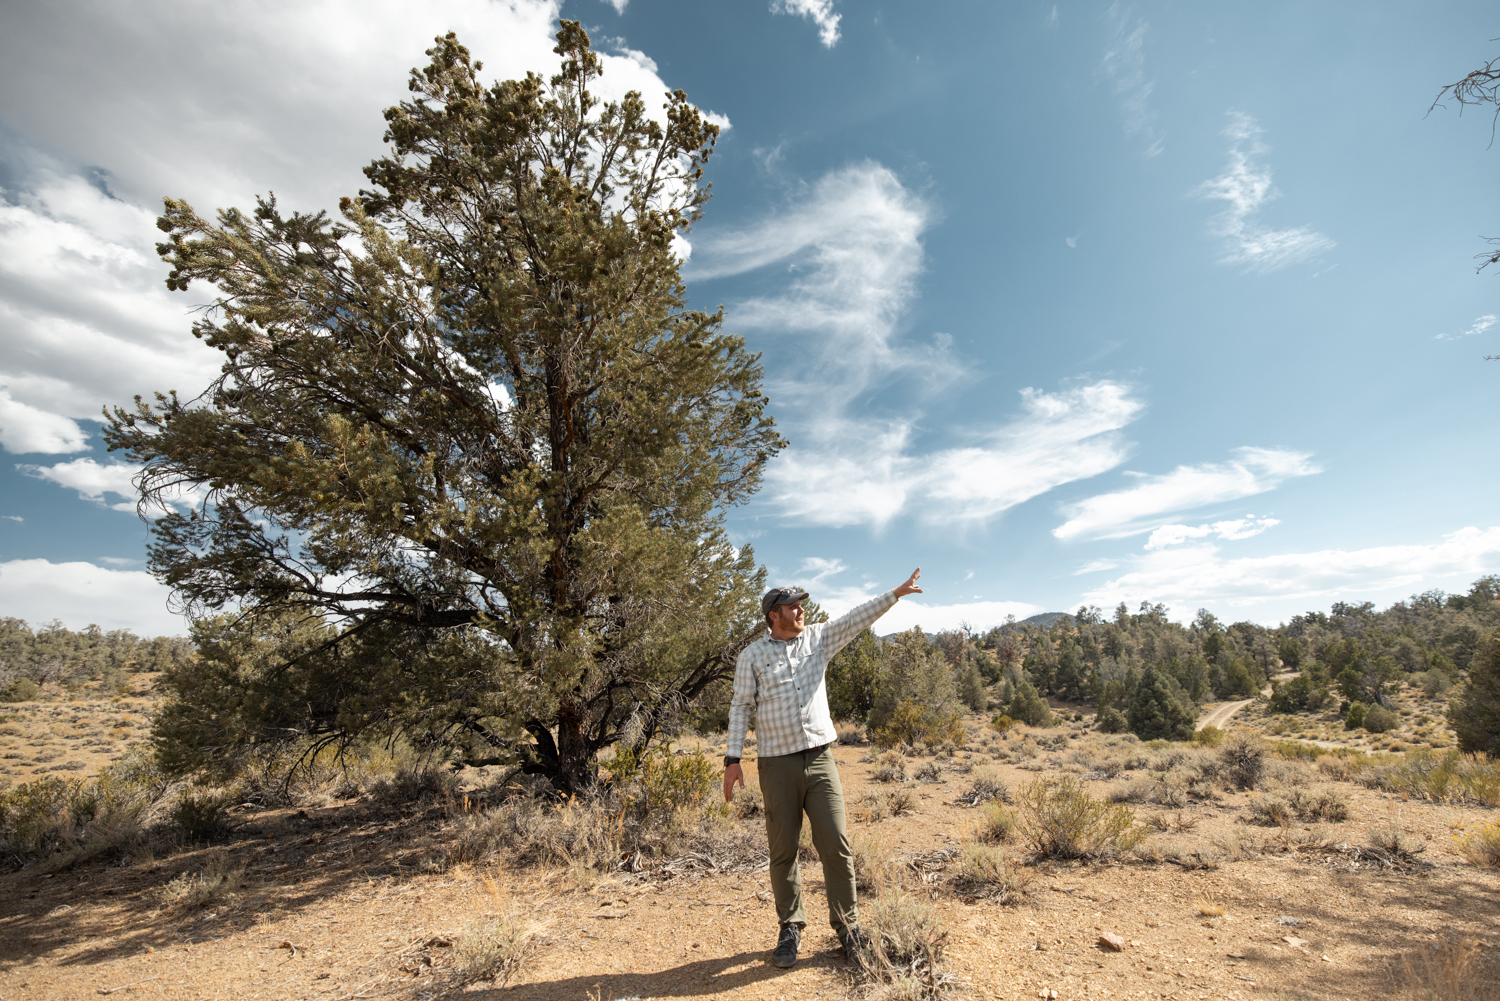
left=757, top=657, right=797, bottom=705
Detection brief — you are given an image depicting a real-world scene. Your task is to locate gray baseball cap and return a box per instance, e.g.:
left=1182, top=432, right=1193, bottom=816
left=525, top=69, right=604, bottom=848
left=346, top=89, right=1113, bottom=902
left=761, top=586, right=809, bottom=617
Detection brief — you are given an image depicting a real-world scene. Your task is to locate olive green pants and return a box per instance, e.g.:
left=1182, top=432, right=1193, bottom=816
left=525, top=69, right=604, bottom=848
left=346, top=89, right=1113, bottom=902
left=758, top=744, right=858, bottom=933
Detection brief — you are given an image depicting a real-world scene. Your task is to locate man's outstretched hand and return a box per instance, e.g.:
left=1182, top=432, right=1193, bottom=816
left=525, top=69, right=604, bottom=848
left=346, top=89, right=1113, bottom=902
left=723, top=762, right=744, bottom=803
left=894, top=567, right=923, bottom=598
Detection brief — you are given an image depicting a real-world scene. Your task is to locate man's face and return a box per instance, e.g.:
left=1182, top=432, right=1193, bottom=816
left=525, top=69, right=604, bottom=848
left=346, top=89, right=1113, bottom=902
left=770, top=600, right=806, bottom=637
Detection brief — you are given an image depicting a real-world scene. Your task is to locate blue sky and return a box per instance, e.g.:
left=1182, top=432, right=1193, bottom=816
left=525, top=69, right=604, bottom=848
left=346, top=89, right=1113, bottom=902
left=1, top=0, right=1498, bottom=635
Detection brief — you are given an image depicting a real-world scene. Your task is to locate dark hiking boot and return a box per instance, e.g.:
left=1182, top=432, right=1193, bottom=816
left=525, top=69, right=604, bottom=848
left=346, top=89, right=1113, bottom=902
left=772, top=922, right=801, bottom=968
left=838, top=925, right=869, bottom=962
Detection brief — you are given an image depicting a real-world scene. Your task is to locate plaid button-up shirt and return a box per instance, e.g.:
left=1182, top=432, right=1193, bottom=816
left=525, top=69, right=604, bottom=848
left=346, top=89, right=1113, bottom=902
left=727, top=590, right=899, bottom=759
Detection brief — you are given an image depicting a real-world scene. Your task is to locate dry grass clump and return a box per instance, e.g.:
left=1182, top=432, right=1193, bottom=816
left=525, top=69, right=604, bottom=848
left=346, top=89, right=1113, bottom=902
left=853, top=837, right=897, bottom=892
left=1015, top=777, right=1146, bottom=860
left=912, top=760, right=943, bottom=783
left=1245, top=786, right=1350, bottom=827
left=858, top=787, right=917, bottom=823
left=1398, top=937, right=1488, bottom=1001
left=0, top=749, right=169, bottom=870
left=1359, top=750, right=1500, bottom=807
left=158, top=855, right=244, bottom=912
left=837, top=721, right=869, bottom=745
left=1145, top=810, right=1198, bottom=833
left=450, top=749, right=731, bottom=873
left=1194, top=892, right=1225, bottom=917
left=854, top=887, right=955, bottom=999
left=454, top=912, right=538, bottom=986
left=731, top=783, right=763, bottom=819
left=1455, top=821, right=1500, bottom=868
left=952, top=841, right=1030, bottom=903
left=976, top=801, right=1016, bottom=843
left=953, top=765, right=1009, bottom=807
left=872, top=750, right=908, bottom=784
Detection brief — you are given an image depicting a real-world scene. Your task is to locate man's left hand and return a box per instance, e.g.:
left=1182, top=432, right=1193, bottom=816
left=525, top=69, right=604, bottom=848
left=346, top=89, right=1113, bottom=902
left=894, top=567, right=923, bottom=598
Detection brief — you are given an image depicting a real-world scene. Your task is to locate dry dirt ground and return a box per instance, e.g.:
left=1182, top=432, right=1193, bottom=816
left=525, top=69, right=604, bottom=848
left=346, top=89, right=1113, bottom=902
left=1, top=699, right=1496, bottom=1001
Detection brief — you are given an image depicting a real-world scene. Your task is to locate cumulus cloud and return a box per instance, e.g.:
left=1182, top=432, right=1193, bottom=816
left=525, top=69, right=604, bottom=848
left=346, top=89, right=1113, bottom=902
left=1055, top=447, right=1320, bottom=541
left=0, top=558, right=185, bottom=635
left=771, top=0, right=842, bottom=48
left=789, top=557, right=1039, bottom=632
left=20, top=456, right=210, bottom=515
left=0, top=0, right=697, bottom=467
left=1100, top=4, right=1163, bottom=157
left=1081, top=526, right=1500, bottom=612
left=1197, top=113, right=1335, bottom=273
left=1436, top=314, right=1496, bottom=341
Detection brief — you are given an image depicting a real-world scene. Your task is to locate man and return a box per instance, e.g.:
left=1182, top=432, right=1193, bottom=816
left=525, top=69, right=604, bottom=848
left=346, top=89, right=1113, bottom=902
left=723, top=567, right=924, bottom=969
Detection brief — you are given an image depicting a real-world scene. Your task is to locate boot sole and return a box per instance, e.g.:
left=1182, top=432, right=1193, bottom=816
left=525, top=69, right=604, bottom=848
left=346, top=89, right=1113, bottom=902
left=772, top=953, right=797, bottom=969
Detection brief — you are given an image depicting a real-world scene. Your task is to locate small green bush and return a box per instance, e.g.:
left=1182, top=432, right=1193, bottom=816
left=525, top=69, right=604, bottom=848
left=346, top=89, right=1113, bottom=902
left=1345, top=701, right=1368, bottom=730
left=1193, top=725, right=1225, bottom=747
left=1363, top=704, right=1400, bottom=734
left=1457, top=821, right=1500, bottom=868
left=0, top=678, right=40, bottom=703
left=1096, top=706, right=1127, bottom=733
left=977, top=800, right=1016, bottom=843
left=172, top=789, right=230, bottom=842
left=1006, top=681, right=1054, bottom=728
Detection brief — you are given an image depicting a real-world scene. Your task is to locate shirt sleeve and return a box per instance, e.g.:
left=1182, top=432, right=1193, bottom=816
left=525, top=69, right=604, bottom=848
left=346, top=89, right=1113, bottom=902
left=821, top=590, right=899, bottom=660
left=726, top=644, right=758, bottom=759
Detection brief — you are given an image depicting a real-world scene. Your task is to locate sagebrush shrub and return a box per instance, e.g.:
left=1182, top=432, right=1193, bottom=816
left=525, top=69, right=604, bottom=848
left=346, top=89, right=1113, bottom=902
left=1456, top=822, right=1500, bottom=868
left=977, top=801, right=1016, bottom=843
left=1015, top=777, right=1146, bottom=859
left=455, top=913, right=537, bottom=986
left=871, top=750, right=907, bottom=783
left=955, top=842, right=1029, bottom=902
left=1219, top=734, right=1265, bottom=790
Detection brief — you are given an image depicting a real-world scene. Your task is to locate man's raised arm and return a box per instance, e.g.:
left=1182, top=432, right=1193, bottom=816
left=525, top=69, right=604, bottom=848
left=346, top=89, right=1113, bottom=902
left=821, top=567, right=924, bottom=657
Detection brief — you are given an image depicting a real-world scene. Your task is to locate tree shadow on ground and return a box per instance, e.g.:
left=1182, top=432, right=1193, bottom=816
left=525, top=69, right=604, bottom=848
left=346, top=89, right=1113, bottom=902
left=467, top=949, right=847, bottom=1001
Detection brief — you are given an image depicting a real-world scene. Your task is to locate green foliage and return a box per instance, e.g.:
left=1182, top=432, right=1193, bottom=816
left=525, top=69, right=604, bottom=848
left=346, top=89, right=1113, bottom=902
left=868, top=629, right=966, bottom=747
left=1345, top=701, right=1368, bottom=730
left=956, top=656, right=988, bottom=712
left=1194, top=725, right=1226, bottom=747
left=0, top=750, right=167, bottom=867
left=1267, top=673, right=1329, bottom=713
left=1450, top=628, right=1500, bottom=756
left=605, top=746, right=719, bottom=816
left=171, top=788, right=230, bottom=841
left=1014, top=776, right=1146, bottom=859
left=1, top=678, right=40, bottom=702
left=1357, top=748, right=1500, bottom=806
left=1363, top=704, right=1400, bottom=734
left=113, top=25, right=781, bottom=795
left=0, top=617, right=192, bottom=695
left=827, top=629, right=884, bottom=723
left=1006, top=680, right=1054, bottom=728
left=1126, top=666, right=1195, bottom=741
left=1095, top=706, right=1127, bottom=733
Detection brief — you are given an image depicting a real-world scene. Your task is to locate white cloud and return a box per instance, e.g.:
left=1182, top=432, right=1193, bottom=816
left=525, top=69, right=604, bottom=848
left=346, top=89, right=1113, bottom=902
left=0, top=389, right=89, bottom=454
left=693, top=164, right=1145, bottom=530
left=1144, top=516, right=1279, bottom=550
left=768, top=381, right=1144, bottom=529
left=2, top=515, right=22, bottom=523
left=1065, top=235, right=1079, bottom=248
left=602, top=0, right=628, bottom=12
left=19, top=457, right=206, bottom=515
left=1080, top=526, right=1500, bottom=613
left=1075, top=558, right=1120, bottom=575
left=771, top=0, right=842, bottom=48
left=0, top=0, right=695, bottom=464
left=1055, top=446, right=1320, bottom=541
left=0, top=558, right=185, bottom=635
left=1197, top=113, right=1335, bottom=273
left=1100, top=5, right=1163, bottom=157
left=1436, top=314, right=1496, bottom=341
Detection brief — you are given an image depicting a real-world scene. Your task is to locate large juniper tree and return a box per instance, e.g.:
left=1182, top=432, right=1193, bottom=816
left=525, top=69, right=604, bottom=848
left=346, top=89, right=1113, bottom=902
left=109, top=25, right=783, bottom=794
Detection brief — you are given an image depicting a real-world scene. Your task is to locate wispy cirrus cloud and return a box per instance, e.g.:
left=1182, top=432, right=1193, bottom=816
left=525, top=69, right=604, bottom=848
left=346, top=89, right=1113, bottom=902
left=1054, top=447, right=1320, bottom=542
left=771, top=0, right=841, bottom=47
left=1100, top=4, right=1163, bottom=157
left=1436, top=314, right=1496, bottom=341
left=1197, top=113, right=1335, bottom=273
left=766, top=381, right=1144, bottom=530
left=693, top=165, right=1146, bottom=530
left=1081, top=526, right=1500, bottom=612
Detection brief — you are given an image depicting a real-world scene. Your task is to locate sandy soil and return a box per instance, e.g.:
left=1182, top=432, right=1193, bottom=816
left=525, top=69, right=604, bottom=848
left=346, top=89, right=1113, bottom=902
left=2, top=722, right=1498, bottom=1001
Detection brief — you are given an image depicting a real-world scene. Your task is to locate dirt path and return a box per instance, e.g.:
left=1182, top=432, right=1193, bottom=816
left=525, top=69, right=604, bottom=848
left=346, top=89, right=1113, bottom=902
left=1197, top=699, right=1253, bottom=730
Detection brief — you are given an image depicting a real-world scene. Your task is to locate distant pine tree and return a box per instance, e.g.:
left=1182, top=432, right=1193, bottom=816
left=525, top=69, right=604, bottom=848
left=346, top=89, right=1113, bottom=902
left=1126, top=665, right=1195, bottom=741
left=1450, top=628, right=1500, bottom=756
left=1006, top=680, right=1054, bottom=728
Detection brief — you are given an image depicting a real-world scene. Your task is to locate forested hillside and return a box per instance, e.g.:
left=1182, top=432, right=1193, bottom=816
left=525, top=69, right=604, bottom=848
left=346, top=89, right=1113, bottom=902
left=827, top=576, right=1500, bottom=750
left=0, top=619, right=193, bottom=701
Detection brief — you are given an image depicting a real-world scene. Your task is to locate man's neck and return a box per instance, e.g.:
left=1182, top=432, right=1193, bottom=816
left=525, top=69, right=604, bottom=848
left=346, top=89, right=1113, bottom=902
left=769, top=625, right=801, bottom=642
